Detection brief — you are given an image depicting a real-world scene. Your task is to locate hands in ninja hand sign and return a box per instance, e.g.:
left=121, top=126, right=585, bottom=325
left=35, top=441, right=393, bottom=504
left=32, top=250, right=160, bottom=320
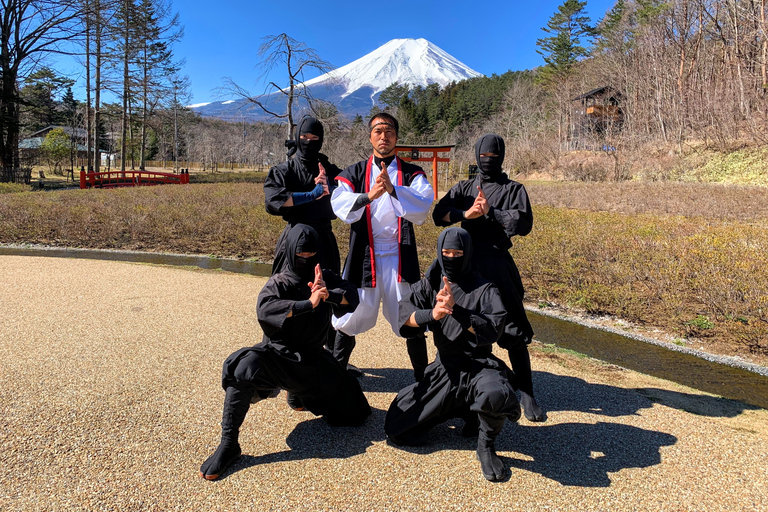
left=315, top=163, right=330, bottom=198
left=308, top=263, right=328, bottom=307
left=432, top=276, right=455, bottom=320
left=376, top=165, right=395, bottom=194
left=368, top=164, right=394, bottom=201
left=464, top=186, right=490, bottom=219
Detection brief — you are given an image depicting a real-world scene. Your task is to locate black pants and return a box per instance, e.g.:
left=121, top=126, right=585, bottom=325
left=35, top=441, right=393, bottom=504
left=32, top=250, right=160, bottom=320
left=385, top=355, right=519, bottom=444
left=222, top=343, right=371, bottom=426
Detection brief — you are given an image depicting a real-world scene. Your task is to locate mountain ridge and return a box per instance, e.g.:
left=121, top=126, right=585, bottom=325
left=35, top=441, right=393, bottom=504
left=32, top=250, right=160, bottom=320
left=190, top=38, right=482, bottom=122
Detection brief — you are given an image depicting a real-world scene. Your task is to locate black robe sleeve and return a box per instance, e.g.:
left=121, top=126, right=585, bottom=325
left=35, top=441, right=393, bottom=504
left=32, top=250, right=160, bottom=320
left=264, top=163, right=293, bottom=216
left=256, top=277, right=298, bottom=338
left=397, top=278, right=436, bottom=338
left=439, top=281, right=506, bottom=348
left=433, top=182, right=470, bottom=227
left=486, top=181, right=533, bottom=238
left=466, top=283, right=507, bottom=347
left=322, top=269, right=359, bottom=315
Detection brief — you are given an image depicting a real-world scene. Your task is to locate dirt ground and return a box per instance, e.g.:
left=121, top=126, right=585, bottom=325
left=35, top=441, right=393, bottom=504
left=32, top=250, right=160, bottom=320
left=1, top=255, right=767, bottom=511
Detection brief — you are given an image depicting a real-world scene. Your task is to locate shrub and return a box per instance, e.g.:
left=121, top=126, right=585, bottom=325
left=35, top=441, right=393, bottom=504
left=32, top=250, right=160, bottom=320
left=0, top=183, right=33, bottom=194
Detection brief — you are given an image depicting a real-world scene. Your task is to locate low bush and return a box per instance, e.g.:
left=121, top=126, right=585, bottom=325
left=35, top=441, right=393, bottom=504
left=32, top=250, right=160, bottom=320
left=512, top=206, right=768, bottom=356
left=0, top=183, right=33, bottom=194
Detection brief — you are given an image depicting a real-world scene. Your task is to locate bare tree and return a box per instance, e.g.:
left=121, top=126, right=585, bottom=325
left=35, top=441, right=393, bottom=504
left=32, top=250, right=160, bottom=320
left=220, top=33, right=332, bottom=140
left=0, top=0, right=83, bottom=181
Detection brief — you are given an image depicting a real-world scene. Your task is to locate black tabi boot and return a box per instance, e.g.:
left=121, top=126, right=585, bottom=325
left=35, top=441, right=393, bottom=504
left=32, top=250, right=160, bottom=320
left=200, top=386, right=252, bottom=481
left=507, top=345, right=546, bottom=422
left=286, top=392, right=306, bottom=411
left=333, top=331, right=362, bottom=378
left=405, top=335, right=429, bottom=382
left=476, top=413, right=506, bottom=482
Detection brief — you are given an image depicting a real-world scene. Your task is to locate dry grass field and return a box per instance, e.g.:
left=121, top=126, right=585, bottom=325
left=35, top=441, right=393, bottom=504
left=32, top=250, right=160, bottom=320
left=0, top=179, right=765, bottom=363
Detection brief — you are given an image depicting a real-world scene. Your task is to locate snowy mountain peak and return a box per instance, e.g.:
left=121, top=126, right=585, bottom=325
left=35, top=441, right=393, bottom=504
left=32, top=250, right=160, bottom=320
left=302, top=38, right=483, bottom=98
left=191, top=38, right=483, bottom=121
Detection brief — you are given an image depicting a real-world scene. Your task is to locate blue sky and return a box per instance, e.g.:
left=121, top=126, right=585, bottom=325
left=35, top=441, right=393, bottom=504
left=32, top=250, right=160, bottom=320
left=60, top=0, right=617, bottom=104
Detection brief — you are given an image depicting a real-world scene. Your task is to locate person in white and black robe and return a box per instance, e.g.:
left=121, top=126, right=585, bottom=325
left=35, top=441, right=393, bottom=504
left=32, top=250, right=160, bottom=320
left=385, top=227, right=521, bottom=482
left=265, top=115, right=342, bottom=275
left=431, top=133, right=545, bottom=422
left=199, top=224, right=371, bottom=481
left=330, top=113, right=433, bottom=380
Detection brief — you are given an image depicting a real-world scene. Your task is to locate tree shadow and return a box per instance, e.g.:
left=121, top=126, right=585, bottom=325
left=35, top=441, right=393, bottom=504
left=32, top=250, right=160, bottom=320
left=534, top=371, right=759, bottom=418
left=219, top=406, right=388, bottom=479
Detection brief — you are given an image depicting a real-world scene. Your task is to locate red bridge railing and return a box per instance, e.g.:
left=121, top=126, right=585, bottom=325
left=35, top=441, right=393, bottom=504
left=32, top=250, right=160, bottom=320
left=79, top=169, right=190, bottom=189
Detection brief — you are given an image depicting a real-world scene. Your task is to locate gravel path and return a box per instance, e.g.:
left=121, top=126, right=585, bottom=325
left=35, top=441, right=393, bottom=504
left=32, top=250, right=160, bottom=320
left=1, top=255, right=767, bottom=511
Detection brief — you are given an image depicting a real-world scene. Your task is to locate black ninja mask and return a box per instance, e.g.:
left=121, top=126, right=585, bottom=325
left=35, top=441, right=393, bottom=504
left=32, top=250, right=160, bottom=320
left=295, top=115, right=324, bottom=162
left=285, top=223, right=320, bottom=282
left=437, top=227, right=474, bottom=283
left=475, top=134, right=505, bottom=179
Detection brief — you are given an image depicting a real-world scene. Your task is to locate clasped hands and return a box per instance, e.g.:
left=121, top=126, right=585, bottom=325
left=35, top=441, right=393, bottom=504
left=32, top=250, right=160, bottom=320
left=464, top=186, right=490, bottom=219
left=368, top=166, right=395, bottom=201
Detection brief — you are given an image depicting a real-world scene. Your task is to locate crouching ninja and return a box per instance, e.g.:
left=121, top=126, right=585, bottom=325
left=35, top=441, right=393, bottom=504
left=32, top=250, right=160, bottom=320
left=384, top=228, right=521, bottom=482
left=200, top=224, right=371, bottom=481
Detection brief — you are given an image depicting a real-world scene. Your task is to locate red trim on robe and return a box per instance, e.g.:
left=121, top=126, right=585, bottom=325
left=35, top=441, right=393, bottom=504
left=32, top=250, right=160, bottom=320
left=335, top=176, right=354, bottom=192
left=396, top=157, right=404, bottom=283
left=364, top=156, right=376, bottom=288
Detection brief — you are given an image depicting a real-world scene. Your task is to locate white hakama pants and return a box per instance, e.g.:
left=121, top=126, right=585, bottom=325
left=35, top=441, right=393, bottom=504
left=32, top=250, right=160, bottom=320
left=332, top=251, right=411, bottom=336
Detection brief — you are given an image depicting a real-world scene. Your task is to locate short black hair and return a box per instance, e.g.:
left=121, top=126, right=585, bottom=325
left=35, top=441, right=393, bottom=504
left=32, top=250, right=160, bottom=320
left=368, top=112, right=399, bottom=136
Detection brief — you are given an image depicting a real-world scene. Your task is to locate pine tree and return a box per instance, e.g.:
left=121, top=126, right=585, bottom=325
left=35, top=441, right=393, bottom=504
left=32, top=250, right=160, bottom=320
left=536, top=0, right=595, bottom=86
left=134, top=0, right=182, bottom=170
left=19, top=68, right=75, bottom=134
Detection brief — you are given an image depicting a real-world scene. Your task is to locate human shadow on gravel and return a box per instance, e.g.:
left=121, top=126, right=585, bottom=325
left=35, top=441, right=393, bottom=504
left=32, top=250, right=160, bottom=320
left=381, top=370, right=681, bottom=486
left=533, top=371, right=759, bottom=418
left=223, top=407, right=388, bottom=479
left=358, top=368, right=757, bottom=419
left=497, top=421, right=677, bottom=487
left=358, top=367, right=421, bottom=394
left=389, top=420, right=677, bottom=487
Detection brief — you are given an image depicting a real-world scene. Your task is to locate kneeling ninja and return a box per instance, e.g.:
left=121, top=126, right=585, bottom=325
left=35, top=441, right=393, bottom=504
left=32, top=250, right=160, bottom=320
left=385, top=227, right=521, bottom=482
left=200, top=224, right=371, bottom=480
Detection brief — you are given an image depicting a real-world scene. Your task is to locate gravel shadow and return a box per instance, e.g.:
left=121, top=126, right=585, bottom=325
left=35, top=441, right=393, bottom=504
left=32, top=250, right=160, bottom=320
left=534, top=371, right=760, bottom=418
left=220, top=407, right=389, bottom=479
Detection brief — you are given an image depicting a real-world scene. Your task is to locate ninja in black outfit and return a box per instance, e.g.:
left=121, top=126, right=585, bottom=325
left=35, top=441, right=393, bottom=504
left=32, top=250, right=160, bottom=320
left=200, top=224, right=371, bottom=481
left=385, top=228, right=521, bottom=482
left=264, top=115, right=343, bottom=276
left=431, top=133, right=545, bottom=422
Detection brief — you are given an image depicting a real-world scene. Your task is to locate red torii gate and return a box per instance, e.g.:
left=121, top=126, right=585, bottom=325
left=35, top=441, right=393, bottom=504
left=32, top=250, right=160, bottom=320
left=395, top=144, right=455, bottom=200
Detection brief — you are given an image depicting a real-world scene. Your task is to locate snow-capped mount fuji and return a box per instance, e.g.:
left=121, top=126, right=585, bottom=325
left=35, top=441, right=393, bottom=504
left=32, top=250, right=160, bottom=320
left=303, top=38, right=482, bottom=99
left=191, top=38, right=482, bottom=122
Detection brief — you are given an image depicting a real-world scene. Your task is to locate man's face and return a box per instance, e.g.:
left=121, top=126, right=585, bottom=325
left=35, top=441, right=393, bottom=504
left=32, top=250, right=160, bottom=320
left=369, top=119, right=397, bottom=158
